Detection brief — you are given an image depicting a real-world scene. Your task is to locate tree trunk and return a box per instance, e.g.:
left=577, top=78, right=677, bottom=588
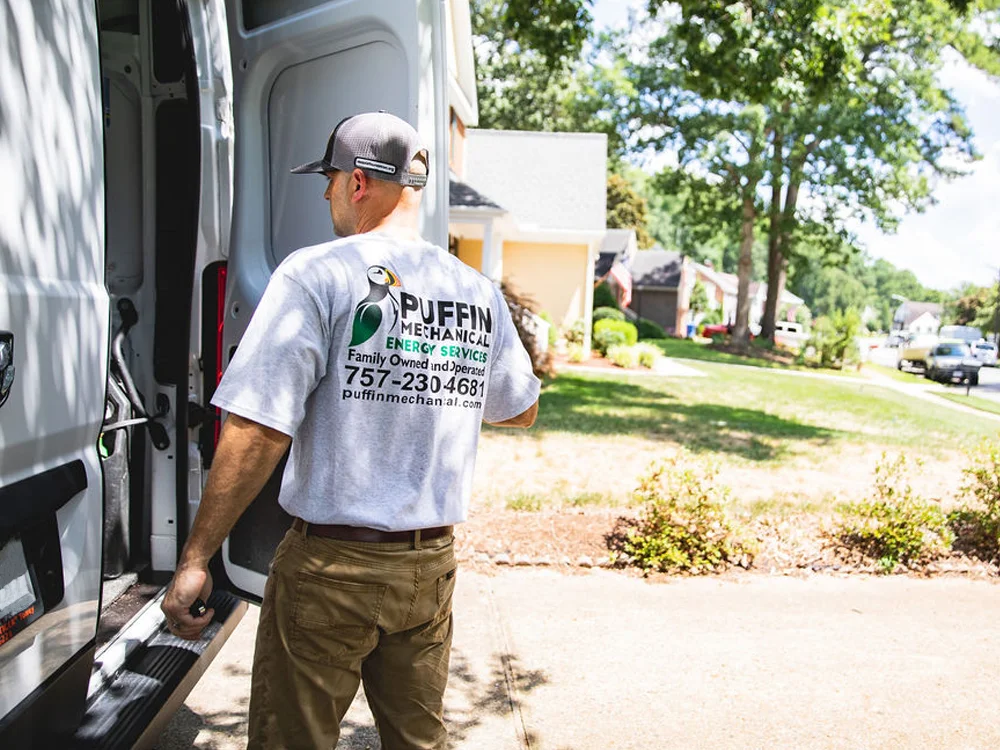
left=772, top=177, right=802, bottom=323
left=732, top=195, right=757, bottom=347
left=760, top=129, right=787, bottom=341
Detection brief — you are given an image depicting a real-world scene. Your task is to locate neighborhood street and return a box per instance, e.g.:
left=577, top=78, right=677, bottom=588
left=157, top=569, right=1000, bottom=750
left=867, top=343, right=1000, bottom=403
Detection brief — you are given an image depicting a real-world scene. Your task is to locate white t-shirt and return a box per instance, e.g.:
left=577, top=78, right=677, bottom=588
left=211, top=232, right=541, bottom=530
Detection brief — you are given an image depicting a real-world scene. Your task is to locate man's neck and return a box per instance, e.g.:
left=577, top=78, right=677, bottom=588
left=357, top=206, right=423, bottom=242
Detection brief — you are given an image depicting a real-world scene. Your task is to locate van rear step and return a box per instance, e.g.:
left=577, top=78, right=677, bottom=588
left=72, top=589, right=247, bottom=749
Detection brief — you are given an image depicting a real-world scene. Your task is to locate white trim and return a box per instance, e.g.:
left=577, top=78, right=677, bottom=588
left=469, top=129, right=607, bottom=141
left=447, top=0, right=478, bottom=126
left=449, top=76, right=478, bottom=130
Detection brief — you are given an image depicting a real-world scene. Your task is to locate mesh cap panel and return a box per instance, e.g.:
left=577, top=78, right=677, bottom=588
left=291, top=111, right=428, bottom=188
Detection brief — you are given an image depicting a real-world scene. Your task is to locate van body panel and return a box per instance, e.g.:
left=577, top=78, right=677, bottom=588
left=218, top=0, right=448, bottom=600
left=0, top=0, right=108, bottom=721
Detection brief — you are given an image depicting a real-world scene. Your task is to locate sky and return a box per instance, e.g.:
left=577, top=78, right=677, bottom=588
left=590, top=0, right=1000, bottom=292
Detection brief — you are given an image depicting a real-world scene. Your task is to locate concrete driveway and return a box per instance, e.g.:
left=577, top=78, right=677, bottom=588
left=156, top=568, right=1000, bottom=750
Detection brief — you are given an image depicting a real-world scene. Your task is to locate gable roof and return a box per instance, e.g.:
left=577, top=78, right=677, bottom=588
left=896, top=301, right=943, bottom=327
left=449, top=176, right=505, bottom=212
left=631, top=250, right=683, bottom=289
left=601, top=228, right=635, bottom=256
left=463, top=130, right=607, bottom=232
left=595, top=229, right=639, bottom=279
left=595, top=252, right=618, bottom=279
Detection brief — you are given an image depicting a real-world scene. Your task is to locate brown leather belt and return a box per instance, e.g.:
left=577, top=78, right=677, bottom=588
left=292, top=517, right=453, bottom=543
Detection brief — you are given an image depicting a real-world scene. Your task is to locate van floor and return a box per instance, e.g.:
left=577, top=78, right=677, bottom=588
left=97, top=574, right=163, bottom=650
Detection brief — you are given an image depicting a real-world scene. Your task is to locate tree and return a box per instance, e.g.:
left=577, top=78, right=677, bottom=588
left=606, top=174, right=655, bottom=249
left=630, top=0, right=995, bottom=347
left=472, top=1, right=635, bottom=160
left=947, top=284, right=993, bottom=325
left=690, top=281, right=710, bottom=317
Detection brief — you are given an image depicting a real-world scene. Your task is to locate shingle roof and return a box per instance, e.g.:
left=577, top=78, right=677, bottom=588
left=600, top=228, right=635, bottom=256
left=595, top=252, right=618, bottom=279
left=631, top=250, right=683, bottom=289
left=449, top=178, right=504, bottom=211
left=898, top=302, right=943, bottom=327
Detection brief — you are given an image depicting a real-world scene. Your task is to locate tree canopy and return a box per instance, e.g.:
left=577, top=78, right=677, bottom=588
left=469, top=0, right=1000, bottom=341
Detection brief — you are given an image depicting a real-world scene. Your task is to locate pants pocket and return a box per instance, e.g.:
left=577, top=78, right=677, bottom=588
left=288, top=570, right=387, bottom=666
left=437, top=568, right=457, bottom=608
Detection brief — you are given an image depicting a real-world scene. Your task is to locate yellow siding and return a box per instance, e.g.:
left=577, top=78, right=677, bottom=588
left=456, top=238, right=482, bottom=272
left=502, top=242, right=590, bottom=329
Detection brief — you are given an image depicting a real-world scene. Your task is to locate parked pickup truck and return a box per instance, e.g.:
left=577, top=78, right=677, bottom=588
left=898, top=334, right=939, bottom=371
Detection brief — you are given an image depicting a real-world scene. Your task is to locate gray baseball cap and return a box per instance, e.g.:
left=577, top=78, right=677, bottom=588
left=290, top=110, right=429, bottom=188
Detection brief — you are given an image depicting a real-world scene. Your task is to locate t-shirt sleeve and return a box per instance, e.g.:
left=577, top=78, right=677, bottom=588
left=211, top=269, right=329, bottom=436
left=482, top=291, right=542, bottom=424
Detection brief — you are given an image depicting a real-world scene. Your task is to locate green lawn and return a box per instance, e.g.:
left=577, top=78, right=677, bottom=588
left=937, top=391, right=1000, bottom=417
left=863, top=362, right=926, bottom=384
left=651, top=337, right=861, bottom=377
left=474, top=362, right=999, bottom=515
left=535, top=364, right=997, bottom=458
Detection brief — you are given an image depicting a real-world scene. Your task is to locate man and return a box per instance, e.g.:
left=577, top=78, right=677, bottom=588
left=162, top=111, right=540, bottom=749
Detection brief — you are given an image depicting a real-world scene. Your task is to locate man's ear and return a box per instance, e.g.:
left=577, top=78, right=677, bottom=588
left=350, top=168, right=368, bottom=203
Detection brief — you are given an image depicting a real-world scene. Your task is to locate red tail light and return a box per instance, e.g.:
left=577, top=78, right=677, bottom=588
left=201, top=261, right=227, bottom=464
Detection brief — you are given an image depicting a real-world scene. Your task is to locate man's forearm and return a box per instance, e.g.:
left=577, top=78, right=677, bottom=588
left=179, top=414, right=291, bottom=568
left=487, top=400, right=538, bottom=429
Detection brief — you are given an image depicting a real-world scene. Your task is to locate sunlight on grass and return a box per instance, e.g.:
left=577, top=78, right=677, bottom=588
left=474, top=365, right=1000, bottom=518
left=864, top=362, right=926, bottom=384
left=937, top=391, right=1000, bottom=417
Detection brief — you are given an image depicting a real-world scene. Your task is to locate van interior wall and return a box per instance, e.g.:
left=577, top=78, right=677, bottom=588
left=99, top=0, right=199, bottom=583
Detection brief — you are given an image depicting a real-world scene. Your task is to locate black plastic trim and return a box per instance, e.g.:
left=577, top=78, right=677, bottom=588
left=0, top=640, right=95, bottom=745
left=0, top=460, right=88, bottom=545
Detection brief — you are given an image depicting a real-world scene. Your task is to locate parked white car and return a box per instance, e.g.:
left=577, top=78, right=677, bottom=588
left=971, top=341, right=998, bottom=367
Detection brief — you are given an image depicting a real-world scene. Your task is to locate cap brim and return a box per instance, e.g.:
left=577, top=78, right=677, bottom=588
left=290, top=159, right=333, bottom=175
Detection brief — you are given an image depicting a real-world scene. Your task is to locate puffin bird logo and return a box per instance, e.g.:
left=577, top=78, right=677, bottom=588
left=349, top=265, right=402, bottom=347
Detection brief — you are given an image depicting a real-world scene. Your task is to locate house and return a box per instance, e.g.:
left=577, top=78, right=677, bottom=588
left=448, top=129, right=607, bottom=351
left=628, top=250, right=694, bottom=336
left=628, top=253, right=807, bottom=336
left=892, top=301, right=943, bottom=335
left=691, top=264, right=805, bottom=329
left=595, top=228, right=639, bottom=308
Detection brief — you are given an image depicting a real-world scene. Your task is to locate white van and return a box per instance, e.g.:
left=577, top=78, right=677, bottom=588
left=0, top=0, right=447, bottom=744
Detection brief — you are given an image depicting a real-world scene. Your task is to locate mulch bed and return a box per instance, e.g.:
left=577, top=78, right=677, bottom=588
left=456, top=507, right=1000, bottom=580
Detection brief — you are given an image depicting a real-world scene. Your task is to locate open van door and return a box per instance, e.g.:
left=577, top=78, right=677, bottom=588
left=0, top=0, right=109, bottom=736
left=215, top=0, right=449, bottom=601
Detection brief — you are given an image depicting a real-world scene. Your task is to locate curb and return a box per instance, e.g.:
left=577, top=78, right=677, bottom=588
left=459, top=551, right=615, bottom=569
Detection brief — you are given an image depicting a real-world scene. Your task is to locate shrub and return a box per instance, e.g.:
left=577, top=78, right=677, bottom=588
left=564, top=319, right=586, bottom=345
left=567, top=343, right=587, bottom=363
left=636, top=317, right=667, bottom=340
left=593, top=282, right=618, bottom=310
left=606, top=344, right=639, bottom=368
left=593, top=328, right=627, bottom=355
left=501, top=283, right=554, bottom=379
left=593, top=306, right=626, bottom=323
left=949, top=438, right=1000, bottom=560
left=635, top=343, right=661, bottom=369
left=807, top=309, right=860, bottom=369
left=594, top=318, right=638, bottom=347
left=613, top=454, right=755, bottom=574
left=506, top=493, right=543, bottom=512
left=700, top=307, right=723, bottom=327
left=835, top=453, right=953, bottom=572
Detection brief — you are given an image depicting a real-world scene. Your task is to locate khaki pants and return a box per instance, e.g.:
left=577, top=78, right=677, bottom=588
left=247, top=525, right=457, bottom=749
